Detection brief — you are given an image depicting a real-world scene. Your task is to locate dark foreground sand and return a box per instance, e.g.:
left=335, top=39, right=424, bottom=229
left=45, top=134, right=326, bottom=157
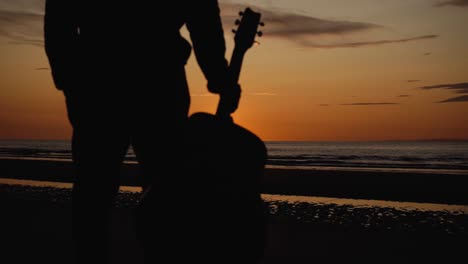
left=1, top=158, right=467, bottom=263
left=1, top=183, right=467, bottom=264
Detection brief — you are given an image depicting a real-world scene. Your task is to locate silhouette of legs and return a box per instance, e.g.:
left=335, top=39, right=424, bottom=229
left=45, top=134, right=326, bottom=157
left=65, top=67, right=192, bottom=263
left=64, top=88, right=130, bottom=263
left=132, top=123, right=187, bottom=263
left=129, top=66, right=189, bottom=186
left=131, top=67, right=190, bottom=263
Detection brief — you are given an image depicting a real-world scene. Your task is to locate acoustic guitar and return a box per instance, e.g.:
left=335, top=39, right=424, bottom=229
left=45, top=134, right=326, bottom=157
left=137, top=7, right=268, bottom=263
left=184, top=7, right=268, bottom=263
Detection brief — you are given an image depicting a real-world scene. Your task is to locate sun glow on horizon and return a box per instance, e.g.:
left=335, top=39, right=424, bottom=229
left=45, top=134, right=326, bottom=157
left=1, top=0, right=467, bottom=141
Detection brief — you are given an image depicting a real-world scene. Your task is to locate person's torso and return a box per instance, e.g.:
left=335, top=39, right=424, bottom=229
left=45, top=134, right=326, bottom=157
left=73, top=1, right=193, bottom=78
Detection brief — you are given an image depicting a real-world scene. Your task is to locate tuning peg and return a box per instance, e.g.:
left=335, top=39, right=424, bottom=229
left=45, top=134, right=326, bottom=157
left=259, top=22, right=265, bottom=27
left=239, top=11, right=244, bottom=16
left=235, top=19, right=241, bottom=25
left=232, top=29, right=237, bottom=34
left=257, top=31, right=263, bottom=37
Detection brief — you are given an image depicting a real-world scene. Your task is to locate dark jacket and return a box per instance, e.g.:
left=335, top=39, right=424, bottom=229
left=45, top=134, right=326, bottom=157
left=44, top=0, right=228, bottom=92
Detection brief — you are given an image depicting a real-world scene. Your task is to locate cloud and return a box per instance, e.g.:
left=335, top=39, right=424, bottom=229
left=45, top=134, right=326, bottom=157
left=437, top=95, right=468, bottom=103
left=419, top=82, right=468, bottom=103
left=250, top=92, right=277, bottom=96
left=424, top=52, right=432, bottom=55
left=407, top=80, right=421, bottom=82
left=435, top=0, right=468, bottom=7
left=223, top=3, right=437, bottom=48
left=296, top=35, right=437, bottom=48
left=35, top=67, right=49, bottom=70
left=190, top=93, right=216, bottom=97
left=1, top=1, right=438, bottom=49
left=0, top=2, right=44, bottom=47
left=319, top=104, right=330, bottom=106
left=398, top=95, right=410, bottom=97
left=222, top=3, right=378, bottom=35
left=341, top=102, right=399, bottom=106
left=420, top=82, right=468, bottom=94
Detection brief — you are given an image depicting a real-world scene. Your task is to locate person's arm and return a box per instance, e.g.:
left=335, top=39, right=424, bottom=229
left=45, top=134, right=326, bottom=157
left=186, top=0, right=229, bottom=94
left=44, top=0, right=79, bottom=91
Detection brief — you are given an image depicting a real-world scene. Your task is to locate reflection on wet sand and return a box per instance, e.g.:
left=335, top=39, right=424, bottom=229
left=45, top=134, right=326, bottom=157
left=1, top=178, right=466, bottom=236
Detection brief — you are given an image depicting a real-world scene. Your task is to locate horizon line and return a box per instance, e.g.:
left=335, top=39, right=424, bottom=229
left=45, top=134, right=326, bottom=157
left=1, top=138, right=468, bottom=143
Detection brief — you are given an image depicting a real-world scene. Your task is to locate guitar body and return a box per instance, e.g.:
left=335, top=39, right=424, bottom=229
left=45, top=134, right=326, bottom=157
left=183, top=112, right=268, bottom=262
left=137, top=113, right=268, bottom=263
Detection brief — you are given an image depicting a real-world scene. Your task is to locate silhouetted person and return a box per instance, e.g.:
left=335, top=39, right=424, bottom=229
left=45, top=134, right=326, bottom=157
left=44, top=1, right=242, bottom=263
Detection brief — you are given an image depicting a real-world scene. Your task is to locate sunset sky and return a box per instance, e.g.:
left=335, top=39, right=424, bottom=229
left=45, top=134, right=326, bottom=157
left=0, top=0, right=467, bottom=141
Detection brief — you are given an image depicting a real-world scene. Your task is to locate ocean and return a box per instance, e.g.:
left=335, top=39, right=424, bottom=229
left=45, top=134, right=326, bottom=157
left=1, top=140, right=467, bottom=173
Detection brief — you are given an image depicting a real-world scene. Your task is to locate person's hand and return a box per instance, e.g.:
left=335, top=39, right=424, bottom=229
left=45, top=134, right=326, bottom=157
left=216, top=83, right=241, bottom=116
left=207, top=80, right=222, bottom=94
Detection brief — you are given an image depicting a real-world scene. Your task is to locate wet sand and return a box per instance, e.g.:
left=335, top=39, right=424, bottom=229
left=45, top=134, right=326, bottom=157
left=1, top=183, right=467, bottom=264
left=1, top=158, right=467, bottom=263
left=1, top=158, right=467, bottom=204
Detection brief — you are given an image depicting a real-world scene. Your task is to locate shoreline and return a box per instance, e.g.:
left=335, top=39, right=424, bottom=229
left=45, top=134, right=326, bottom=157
left=2, top=156, right=467, bottom=175
left=1, top=158, right=467, bottom=205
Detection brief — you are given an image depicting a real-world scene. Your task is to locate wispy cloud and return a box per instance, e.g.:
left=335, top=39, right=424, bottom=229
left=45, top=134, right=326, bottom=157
left=437, top=95, right=468, bottom=103
left=223, top=3, right=437, bottom=49
left=191, top=92, right=277, bottom=97
left=407, top=80, right=421, bottom=82
left=222, top=3, right=378, bottom=35
left=420, top=82, right=468, bottom=103
left=435, top=0, right=468, bottom=7
left=250, top=92, right=277, bottom=96
left=2, top=1, right=438, bottom=50
left=341, top=102, right=399, bottom=106
left=398, top=95, right=410, bottom=97
left=35, top=67, right=49, bottom=70
left=318, top=104, right=330, bottom=106
left=420, top=82, right=468, bottom=94
left=296, top=35, right=437, bottom=48
left=424, top=52, right=432, bottom=55
left=0, top=10, right=44, bottom=46
left=0, top=0, right=44, bottom=46
left=190, top=93, right=216, bottom=97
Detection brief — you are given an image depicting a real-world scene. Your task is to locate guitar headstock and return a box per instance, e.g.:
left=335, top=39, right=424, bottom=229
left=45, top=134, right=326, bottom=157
left=232, top=7, right=264, bottom=53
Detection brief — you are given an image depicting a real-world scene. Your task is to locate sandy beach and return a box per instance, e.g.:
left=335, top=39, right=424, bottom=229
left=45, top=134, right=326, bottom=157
left=1, top=158, right=467, bottom=204
left=1, top=158, right=467, bottom=263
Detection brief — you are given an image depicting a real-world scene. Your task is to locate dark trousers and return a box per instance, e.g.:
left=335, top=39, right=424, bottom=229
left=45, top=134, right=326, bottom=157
left=64, top=68, right=190, bottom=263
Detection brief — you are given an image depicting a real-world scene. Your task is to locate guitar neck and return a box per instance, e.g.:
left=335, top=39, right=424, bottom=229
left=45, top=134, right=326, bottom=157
left=228, top=45, right=246, bottom=85
left=215, top=7, right=262, bottom=118
left=215, top=45, right=246, bottom=117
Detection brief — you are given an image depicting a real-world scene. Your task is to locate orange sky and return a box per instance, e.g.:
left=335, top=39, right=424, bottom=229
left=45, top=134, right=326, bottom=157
left=1, top=0, right=467, bottom=141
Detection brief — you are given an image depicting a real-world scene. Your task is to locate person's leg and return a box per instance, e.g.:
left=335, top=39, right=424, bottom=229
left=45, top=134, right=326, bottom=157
left=132, top=121, right=187, bottom=263
left=131, top=67, right=190, bottom=189
left=64, top=89, right=130, bottom=263
left=131, top=67, right=190, bottom=263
